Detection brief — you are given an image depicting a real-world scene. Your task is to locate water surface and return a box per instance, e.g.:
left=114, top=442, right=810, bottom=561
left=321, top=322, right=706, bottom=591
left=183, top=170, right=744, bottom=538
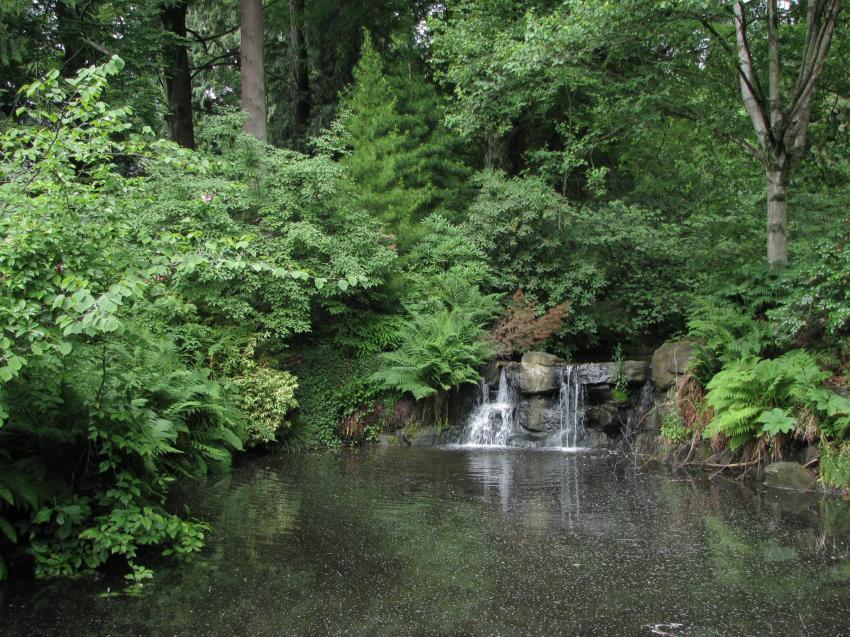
left=3, top=447, right=850, bottom=636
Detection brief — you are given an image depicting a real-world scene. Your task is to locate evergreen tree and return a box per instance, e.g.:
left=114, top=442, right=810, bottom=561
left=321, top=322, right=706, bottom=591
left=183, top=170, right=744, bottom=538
left=339, top=34, right=471, bottom=249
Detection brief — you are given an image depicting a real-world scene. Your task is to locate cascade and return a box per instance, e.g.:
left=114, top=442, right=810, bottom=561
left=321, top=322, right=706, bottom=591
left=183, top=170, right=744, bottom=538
left=624, top=379, right=653, bottom=437
left=462, top=368, right=517, bottom=446
left=462, top=365, right=590, bottom=449
left=556, top=365, right=587, bottom=449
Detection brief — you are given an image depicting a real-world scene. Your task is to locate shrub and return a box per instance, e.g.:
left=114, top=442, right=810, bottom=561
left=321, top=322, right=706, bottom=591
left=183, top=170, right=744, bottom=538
left=687, top=300, right=770, bottom=384
left=488, top=290, right=570, bottom=358
left=234, top=366, right=299, bottom=446
left=660, top=410, right=690, bottom=444
left=371, top=274, right=499, bottom=421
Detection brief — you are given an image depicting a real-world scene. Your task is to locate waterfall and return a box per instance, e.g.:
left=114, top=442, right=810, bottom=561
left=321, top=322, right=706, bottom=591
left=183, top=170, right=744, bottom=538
left=462, top=368, right=516, bottom=446
left=624, top=379, right=653, bottom=437
left=556, top=365, right=587, bottom=449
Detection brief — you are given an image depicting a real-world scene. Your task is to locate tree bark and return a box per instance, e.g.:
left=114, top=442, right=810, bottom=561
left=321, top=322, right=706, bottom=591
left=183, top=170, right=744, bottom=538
left=240, top=0, right=267, bottom=142
left=57, top=0, right=87, bottom=76
left=160, top=0, right=196, bottom=149
left=766, top=164, right=789, bottom=268
left=289, top=0, right=311, bottom=133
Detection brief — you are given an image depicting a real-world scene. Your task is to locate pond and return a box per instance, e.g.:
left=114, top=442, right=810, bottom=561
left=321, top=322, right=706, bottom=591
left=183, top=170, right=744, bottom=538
left=3, top=447, right=850, bottom=636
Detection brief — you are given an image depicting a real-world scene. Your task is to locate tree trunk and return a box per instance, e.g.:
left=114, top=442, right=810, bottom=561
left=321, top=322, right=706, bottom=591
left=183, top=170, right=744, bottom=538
left=289, top=0, right=311, bottom=133
left=160, top=0, right=195, bottom=149
left=766, top=165, right=789, bottom=268
left=240, top=0, right=267, bottom=142
left=57, top=0, right=87, bottom=76
left=484, top=131, right=509, bottom=172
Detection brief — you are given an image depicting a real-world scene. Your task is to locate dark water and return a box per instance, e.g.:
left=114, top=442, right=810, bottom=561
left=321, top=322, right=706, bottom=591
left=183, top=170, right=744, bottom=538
left=3, top=447, right=850, bottom=636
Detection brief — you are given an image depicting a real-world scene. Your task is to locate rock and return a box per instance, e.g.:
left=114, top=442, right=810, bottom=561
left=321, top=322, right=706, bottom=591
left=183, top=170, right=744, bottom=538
left=650, top=341, right=696, bottom=390
left=585, top=384, right=614, bottom=404
left=623, top=361, right=650, bottom=384
left=518, top=351, right=563, bottom=394
left=480, top=361, right=501, bottom=385
left=405, top=425, right=436, bottom=447
left=585, top=404, right=623, bottom=435
left=517, top=396, right=560, bottom=433
left=574, top=361, right=649, bottom=386
left=764, top=462, right=817, bottom=491
left=582, top=428, right=610, bottom=449
left=447, top=383, right=481, bottom=427
left=798, top=444, right=819, bottom=466
left=376, top=433, right=402, bottom=447
left=576, top=363, right=610, bottom=385
left=521, top=351, right=564, bottom=366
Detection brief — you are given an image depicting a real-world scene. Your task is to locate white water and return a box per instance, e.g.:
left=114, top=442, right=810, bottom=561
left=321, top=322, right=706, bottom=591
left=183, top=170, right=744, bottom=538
left=556, top=365, right=587, bottom=449
left=462, top=365, right=588, bottom=450
left=462, top=368, right=516, bottom=446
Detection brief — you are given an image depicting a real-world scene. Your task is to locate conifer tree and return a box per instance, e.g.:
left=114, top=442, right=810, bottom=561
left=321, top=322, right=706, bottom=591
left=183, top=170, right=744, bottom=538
left=339, top=34, right=471, bottom=249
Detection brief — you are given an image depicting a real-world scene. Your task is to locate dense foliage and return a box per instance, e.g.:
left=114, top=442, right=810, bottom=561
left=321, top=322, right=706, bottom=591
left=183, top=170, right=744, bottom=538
left=2, top=0, right=849, bottom=584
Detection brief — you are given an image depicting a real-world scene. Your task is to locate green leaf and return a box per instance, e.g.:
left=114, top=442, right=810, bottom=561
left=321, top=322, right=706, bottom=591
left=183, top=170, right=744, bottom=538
left=337, top=279, right=349, bottom=291
left=33, top=508, right=52, bottom=524
left=758, top=408, right=797, bottom=436
left=314, top=278, right=326, bottom=290
left=58, top=341, right=73, bottom=356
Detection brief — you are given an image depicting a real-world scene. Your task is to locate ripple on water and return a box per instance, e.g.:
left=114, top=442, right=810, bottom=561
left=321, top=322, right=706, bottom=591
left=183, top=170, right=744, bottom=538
left=3, top=447, right=850, bottom=637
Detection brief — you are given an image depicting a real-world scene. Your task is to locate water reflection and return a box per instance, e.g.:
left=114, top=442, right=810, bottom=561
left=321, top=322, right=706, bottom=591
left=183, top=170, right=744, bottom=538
left=3, top=447, right=850, bottom=636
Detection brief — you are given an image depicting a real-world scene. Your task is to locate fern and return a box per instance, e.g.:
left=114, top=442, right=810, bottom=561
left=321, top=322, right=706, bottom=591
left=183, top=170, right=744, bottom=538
left=704, top=350, right=849, bottom=451
left=371, top=305, right=495, bottom=402
left=688, top=299, right=771, bottom=382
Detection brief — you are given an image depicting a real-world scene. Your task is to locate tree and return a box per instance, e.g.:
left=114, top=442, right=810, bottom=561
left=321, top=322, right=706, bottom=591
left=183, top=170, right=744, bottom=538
left=726, top=0, right=842, bottom=267
left=240, top=0, right=266, bottom=141
left=289, top=0, right=311, bottom=134
left=432, top=0, right=846, bottom=269
left=160, top=0, right=196, bottom=148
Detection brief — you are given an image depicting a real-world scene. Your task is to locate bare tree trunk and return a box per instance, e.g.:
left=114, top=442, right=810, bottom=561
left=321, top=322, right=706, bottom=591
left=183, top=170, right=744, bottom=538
left=766, top=164, right=789, bottom=268
left=240, top=0, right=267, bottom=142
left=57, top=0, right=87, bottom=76
left=160, top=0, right=195, bottom=149
left=485, top=131, right=508, bottom=172
left=289, top=0, right=311, bottom=133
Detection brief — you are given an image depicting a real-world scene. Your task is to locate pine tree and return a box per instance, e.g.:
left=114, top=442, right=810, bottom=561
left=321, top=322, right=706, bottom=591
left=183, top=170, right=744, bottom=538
left=339, top=34, right=470, bottom=249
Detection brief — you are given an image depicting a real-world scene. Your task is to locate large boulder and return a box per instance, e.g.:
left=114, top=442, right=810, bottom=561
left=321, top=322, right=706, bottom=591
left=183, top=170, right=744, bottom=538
left=650, top=341, right=696, bottom=390
left=517, top=396, right=560, bottom=433
left=518, top=351, right=564, bottom=395
left=764, top=462, right=817, bottom=491
left=575, top=361, right=649, bottom=386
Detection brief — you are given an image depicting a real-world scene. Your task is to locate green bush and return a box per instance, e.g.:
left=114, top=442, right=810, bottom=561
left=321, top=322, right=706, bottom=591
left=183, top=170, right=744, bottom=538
left=235, top=366, right=299, bottom=446
left=660, top=410, right=690, bottom=444
left=687, top=300, right=771, bottom=384
left=371, top=274, right=499, bottom=408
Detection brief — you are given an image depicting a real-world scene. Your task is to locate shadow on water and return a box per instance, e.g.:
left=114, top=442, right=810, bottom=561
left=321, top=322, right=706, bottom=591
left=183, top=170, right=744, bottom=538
left=3, top=447, right=850, bottom=636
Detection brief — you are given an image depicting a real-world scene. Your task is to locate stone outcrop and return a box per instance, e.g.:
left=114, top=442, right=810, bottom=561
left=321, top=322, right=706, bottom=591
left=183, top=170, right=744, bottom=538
left=518, top=351, right=564, bottom=395
left=576, top=361, right=649, bottom=386
left=650, top=341, right=696, bottom=390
